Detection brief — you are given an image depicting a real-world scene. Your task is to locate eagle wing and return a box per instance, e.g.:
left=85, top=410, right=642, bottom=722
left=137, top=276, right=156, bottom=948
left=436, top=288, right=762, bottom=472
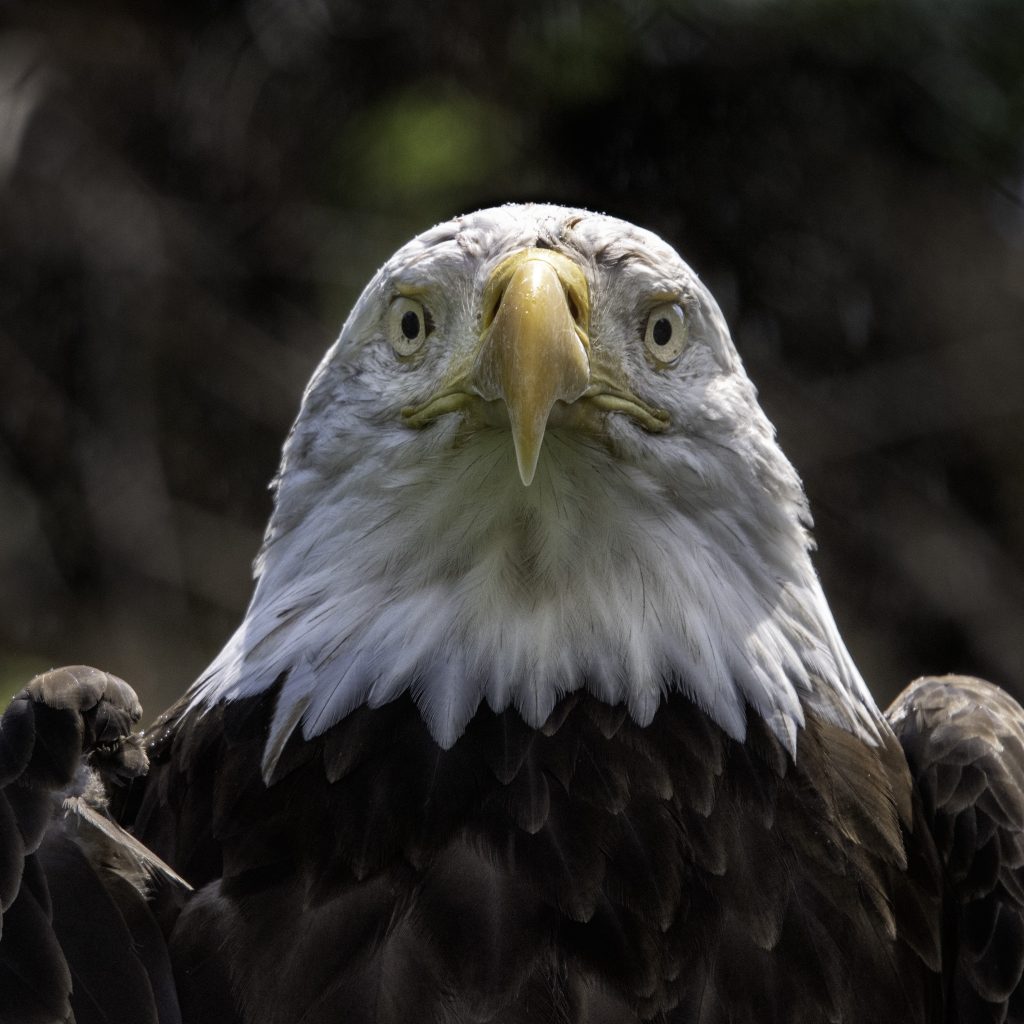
left=888, top=674, right=1024, bottom=1023
left=0, top=666, right=182, bottom=1024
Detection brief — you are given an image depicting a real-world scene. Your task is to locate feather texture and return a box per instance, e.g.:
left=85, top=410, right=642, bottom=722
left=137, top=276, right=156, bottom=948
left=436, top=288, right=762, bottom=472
left=889, top=675, right=1024, bottom=1022
left=184, top=204, right=882, bottom=761
left=133, top=682, right=944, bottom=1023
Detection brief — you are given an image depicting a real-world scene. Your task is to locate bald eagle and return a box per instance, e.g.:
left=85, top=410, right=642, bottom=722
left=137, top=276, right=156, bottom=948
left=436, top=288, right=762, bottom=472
left=2, top=205, right=1023, bottom=1023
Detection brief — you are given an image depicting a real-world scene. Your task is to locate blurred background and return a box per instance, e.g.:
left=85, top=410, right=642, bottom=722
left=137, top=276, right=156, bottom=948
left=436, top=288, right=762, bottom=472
left=1, top=0, right=1022, bottom=716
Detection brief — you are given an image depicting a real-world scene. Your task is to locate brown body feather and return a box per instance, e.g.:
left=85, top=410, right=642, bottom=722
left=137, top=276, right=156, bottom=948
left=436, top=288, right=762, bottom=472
left=890, top=675, right=1024, bottom=1024
left=6, top=670, right=1024, bottom=1022
left=127, top=683, right=946, bottom=1024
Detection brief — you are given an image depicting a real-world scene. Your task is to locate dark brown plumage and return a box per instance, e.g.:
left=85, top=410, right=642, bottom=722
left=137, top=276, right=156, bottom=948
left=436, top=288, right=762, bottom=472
left=7, top=668, right=1023, bottom=1022
left=116, top=682, right=946, bottom=1024
left=889, top=676, right=1024, bottom=1023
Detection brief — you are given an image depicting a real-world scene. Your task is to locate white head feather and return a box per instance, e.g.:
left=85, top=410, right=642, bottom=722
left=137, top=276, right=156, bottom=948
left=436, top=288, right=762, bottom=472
left=186, top=204, right=883, bottom=773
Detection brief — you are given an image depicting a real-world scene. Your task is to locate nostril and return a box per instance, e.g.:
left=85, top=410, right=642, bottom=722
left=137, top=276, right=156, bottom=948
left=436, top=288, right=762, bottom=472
left=482, top=284, right=506, bottom=330
left=566, top=290, right=581, bottom=326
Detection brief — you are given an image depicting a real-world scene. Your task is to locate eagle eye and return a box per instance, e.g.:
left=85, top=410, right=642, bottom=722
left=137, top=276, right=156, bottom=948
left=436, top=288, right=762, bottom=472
left=388, top=297, right=430, bottom=356
left=643, top=302, right=687, bottom=364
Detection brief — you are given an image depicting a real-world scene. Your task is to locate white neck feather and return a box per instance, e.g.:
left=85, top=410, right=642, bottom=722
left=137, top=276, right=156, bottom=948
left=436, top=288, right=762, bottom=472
left=187, top=406, right=882, bottom=774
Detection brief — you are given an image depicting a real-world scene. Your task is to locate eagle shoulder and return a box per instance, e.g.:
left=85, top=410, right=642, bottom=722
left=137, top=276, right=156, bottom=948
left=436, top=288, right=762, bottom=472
left=889, top=674, right=1024, bottom=1023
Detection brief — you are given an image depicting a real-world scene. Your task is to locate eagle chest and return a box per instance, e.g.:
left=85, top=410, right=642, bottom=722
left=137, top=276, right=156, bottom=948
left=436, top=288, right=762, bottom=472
left=144, top=689, right=942, bottom=1023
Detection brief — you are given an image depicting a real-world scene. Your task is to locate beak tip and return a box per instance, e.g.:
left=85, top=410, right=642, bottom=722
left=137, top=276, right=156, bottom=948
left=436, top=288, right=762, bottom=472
left=516, top=450, right=539, bottom=487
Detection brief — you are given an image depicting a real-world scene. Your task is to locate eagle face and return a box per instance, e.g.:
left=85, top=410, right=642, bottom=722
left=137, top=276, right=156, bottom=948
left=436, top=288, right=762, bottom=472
left=191, top=204, right=881, bottom=767
left=302, top=205, right=780, bottom=503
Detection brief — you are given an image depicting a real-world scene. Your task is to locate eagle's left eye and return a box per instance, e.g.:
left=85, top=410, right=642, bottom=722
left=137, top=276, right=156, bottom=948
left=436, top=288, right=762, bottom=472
left=387, top=297, right=430, bottom=356
left=643, top=302, right=687, bottom=364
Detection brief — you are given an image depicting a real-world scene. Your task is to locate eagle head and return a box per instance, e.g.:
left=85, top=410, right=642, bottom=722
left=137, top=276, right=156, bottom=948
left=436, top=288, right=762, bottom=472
left=189, top=204, right=883, bottom=772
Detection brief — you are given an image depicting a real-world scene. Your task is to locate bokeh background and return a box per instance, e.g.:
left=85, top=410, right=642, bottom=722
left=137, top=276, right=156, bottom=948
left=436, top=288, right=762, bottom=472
left=1, top=0, right=1023, bottom=717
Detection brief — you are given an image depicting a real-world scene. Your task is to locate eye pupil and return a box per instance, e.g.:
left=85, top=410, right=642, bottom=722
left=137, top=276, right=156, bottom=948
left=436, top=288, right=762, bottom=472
left=652, top=317, right=672, bottom=346
left=401, top=310, right=421, bottom=339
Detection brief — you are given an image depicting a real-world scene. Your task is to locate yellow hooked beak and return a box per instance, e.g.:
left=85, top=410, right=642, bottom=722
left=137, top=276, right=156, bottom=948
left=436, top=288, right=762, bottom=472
left=472, top=248, right=591, bottom=485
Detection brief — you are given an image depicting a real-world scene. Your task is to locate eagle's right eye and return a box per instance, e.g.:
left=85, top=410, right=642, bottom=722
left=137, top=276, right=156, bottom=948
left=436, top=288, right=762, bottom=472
left=387, top=297, right=429, bottom=356
left=642, top=302, right=687, bottom=365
